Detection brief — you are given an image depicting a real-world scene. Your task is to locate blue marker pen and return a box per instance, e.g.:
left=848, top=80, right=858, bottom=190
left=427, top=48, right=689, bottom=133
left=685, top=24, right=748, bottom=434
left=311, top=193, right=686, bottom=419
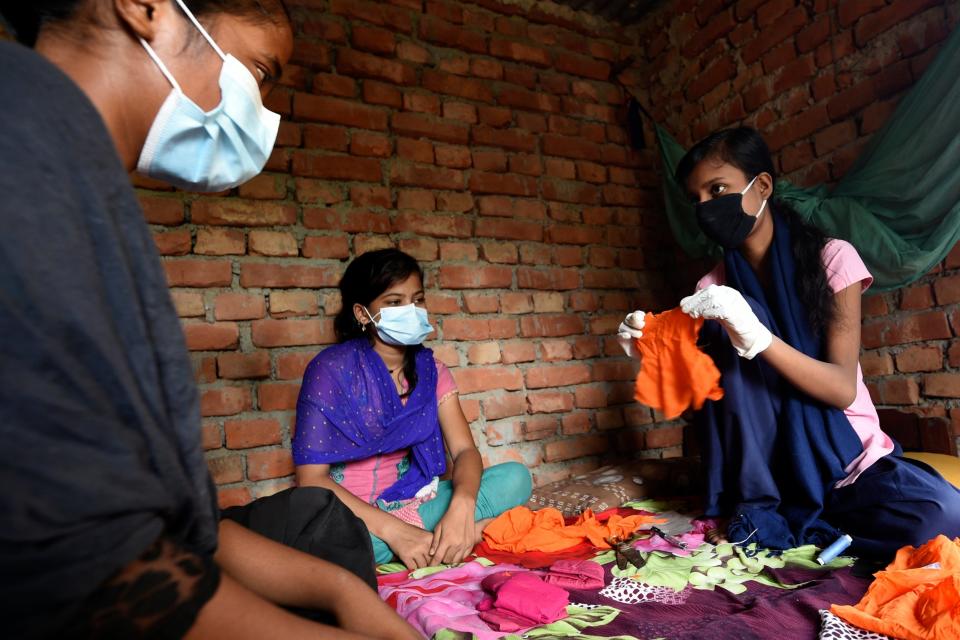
left=816, top=534, right=853, bottom=565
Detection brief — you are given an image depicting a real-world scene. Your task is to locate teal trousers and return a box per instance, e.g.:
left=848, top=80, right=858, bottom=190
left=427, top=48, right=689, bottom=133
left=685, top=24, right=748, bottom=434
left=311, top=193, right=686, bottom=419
left=370, top=462, right=532, bottom=564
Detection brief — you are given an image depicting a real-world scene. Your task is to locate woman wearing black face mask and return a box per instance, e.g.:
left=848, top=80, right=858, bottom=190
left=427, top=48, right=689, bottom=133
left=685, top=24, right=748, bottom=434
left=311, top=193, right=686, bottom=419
left=617, top=127, right=960, bottom=562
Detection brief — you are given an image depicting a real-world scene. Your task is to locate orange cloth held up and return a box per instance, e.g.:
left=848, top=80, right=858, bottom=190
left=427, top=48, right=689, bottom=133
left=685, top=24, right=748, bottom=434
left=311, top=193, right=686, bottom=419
left=482, top=506, right=664, bottom=554
left=633, top=307, right=724, bottom=420
left=831, top=535, right=960, bottom=640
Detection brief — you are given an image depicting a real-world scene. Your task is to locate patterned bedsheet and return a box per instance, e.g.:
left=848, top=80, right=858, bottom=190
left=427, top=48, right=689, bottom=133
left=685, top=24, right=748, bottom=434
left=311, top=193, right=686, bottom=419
left=376, top=500, right=879, bottom=640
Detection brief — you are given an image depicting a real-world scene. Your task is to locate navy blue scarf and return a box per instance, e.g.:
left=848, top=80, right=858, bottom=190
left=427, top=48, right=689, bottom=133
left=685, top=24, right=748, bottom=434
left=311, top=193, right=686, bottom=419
left=695, top=211, right=864, bottom=549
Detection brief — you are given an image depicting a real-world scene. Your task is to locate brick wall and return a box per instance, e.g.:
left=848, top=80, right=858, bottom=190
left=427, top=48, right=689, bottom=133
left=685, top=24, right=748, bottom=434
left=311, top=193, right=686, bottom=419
left=622, top=0, right=960, bottom=453
left=10, top=0, right=959, bottom=510
left=142, top=0, right=692, bottom=508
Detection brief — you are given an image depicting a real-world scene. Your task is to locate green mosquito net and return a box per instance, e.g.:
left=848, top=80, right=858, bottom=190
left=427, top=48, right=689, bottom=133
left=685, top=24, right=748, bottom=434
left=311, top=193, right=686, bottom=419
left=656, top=26, right=960, bottom=292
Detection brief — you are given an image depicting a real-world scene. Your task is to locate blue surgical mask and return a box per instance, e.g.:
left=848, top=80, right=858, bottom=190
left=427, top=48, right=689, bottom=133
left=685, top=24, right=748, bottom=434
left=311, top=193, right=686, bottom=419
left=136, top=0, right=280, bottom=192
left=364, top=304, right=434, bottom=346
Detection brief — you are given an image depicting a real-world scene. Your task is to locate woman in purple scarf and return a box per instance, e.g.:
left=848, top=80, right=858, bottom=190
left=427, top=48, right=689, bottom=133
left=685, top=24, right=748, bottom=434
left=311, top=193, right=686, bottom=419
left=294, top=249, right=532, bottom=569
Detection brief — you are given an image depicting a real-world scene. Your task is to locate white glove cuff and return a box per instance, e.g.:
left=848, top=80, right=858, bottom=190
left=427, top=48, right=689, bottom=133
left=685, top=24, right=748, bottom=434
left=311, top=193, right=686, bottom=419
left=739, top=327, right=773, bottom=360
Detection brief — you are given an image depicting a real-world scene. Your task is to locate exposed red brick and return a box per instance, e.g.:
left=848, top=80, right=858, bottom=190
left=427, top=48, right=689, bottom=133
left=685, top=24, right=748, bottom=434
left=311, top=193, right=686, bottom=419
left=184, top=323, right=239, bottom=352
left=240, top=264, right=340, bottom=289
left=225, top=419, right=282, bottom=449
left=247, top=449, right=295, bottom=481
left=527, top=391, right=574, bottom=414
left=214, top=293, right=265, bottom=321
left=553, top=51, right=610, bottom=81
left=517, top=267, right=579, bottom=290
left=292, top=153, right=383, bottom=182
left=393, top=211, right=473, bottom=238
left=452, top=366, right=523, bottom=394
left=422, top=69, right=494, bottom=102
left=475, top=217, right=543, bottom=241
left=741, top=7, right=808, bottom=64
left=543, top=434, right=608, bottom=462
left=419, top=15, right=487, bottom=53
left=201, top=387, right=252, bottom=417
left=838, top=0, right=886, bottom=26
left=276, top=352, right=318, bottom=380
left=467, top=341, right=501, bottom=364
left=352, top=24, right=397, bottom=55
left=814, top=120, right=857, bottom=156
left=645, top=426, right=684, bottom=449
left=480, top=242, right=519, bottom=264
left=391, top=112, right=470, bottom=144
left=683, top=9, right=736, bottom=57
left=855, top=0, right=943, bottom=46
left=497, top=86, right=561, bottom=113
left=251, top=319, right=336, bottom=348
left=153, top=230, right=191, bottom=256
left=439, top=265, right=513, bottom=289
left=164, top=260, right=232, bottom=288
left=519, top=315, right=585, bottom=338
left=208, top=455, right=244, bottom=484
left=861, top=350, right=894, bottom=377
left=472, top=126, right=538, bottom=152
left=390, top=162, right=465, bottom=190
left=489, top=37, right=551, bottom=66
left=901, top=284, right=935, bottom=310
left=217, top=351, right=271, bottom=380
left=257, top=383, right=301, bottom=411
left=293, top=93, right=388, bottom=130
left=896, top=346, right=943, bottom=373
left=337, top=48, right=416, bottom=85
left=301, top=235, right=350, bottom=260
left=924, top=373, right=960, bottom=398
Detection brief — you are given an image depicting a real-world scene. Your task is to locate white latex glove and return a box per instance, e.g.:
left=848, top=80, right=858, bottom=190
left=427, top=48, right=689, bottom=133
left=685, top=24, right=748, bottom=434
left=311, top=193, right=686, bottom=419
left=616, top=311, right=645, bottom=359
left=680, top=285, right=772, bottom=359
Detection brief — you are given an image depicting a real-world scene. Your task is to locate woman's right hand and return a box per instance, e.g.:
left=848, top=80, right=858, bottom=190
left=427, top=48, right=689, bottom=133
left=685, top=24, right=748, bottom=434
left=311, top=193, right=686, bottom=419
left=617, top=310, right=645, bottom=358
left=386, top=521, right=436, bottom=570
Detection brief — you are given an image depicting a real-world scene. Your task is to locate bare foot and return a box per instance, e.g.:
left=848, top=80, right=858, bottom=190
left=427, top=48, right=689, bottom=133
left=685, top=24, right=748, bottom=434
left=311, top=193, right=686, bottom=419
left=474, top=517, right=494, bottom=545
left=706, top=519, right=730, bottom=545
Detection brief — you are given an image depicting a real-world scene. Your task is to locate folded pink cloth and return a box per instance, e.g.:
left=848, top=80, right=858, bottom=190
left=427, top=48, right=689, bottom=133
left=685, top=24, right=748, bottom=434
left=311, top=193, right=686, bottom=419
left=542, top=559, right=605, bottom=590
left=477, top=571, right=568, bottom=630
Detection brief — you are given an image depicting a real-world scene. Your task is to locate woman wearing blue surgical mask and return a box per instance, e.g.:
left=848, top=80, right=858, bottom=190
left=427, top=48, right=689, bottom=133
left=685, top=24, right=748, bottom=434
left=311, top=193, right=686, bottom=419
left=616, top=127, right=960, bottom=562
left=294, top=249, right=533, bottom=570
left=0, top=2, right=420, bottom=639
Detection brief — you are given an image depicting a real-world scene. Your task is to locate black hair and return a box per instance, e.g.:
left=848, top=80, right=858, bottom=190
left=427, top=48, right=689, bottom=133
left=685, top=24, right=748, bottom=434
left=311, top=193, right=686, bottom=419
left=0, top=0, right=289, bottom=47
left=676, top=126, right=836, bottom=337
left=335, top=249, right=425, bottom=398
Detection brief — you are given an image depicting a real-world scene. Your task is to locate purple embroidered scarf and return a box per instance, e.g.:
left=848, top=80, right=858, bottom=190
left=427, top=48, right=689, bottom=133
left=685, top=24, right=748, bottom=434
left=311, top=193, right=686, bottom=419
left=293, top=338, right=445, bottom=502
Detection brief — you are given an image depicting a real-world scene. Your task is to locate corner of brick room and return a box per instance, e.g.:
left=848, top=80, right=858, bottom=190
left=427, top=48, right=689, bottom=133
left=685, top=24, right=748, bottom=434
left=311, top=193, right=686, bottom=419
left=113, top=0, right=960, bottom=508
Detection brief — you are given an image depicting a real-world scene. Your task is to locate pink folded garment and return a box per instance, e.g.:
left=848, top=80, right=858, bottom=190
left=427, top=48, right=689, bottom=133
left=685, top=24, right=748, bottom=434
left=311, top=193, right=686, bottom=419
left=542, top=559, right=605, bottom=590
left=477, top=571, right=569, bottom=630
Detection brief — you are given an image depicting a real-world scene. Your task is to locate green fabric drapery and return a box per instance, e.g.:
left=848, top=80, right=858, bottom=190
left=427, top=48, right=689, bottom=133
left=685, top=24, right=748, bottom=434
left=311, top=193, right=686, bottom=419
left=655, top=25, right=960, bottom=292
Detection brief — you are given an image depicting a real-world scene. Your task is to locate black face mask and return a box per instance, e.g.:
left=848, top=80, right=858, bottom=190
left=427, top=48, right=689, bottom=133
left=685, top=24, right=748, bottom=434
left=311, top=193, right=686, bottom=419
left=694, top=175, right=766, bottom=249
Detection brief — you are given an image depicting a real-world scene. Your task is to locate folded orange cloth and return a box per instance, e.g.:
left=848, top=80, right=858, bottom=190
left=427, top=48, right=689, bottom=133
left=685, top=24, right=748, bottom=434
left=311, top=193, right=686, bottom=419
left=831, top=535, right=960, bottom=639
left=482, top=506, right=663, bottom=554
left=634, top=307, right=723, bottom=420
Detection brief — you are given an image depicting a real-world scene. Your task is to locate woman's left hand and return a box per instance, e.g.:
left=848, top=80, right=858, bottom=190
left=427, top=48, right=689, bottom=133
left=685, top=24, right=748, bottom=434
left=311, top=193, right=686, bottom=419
left=680, top=285, right=772, bottom=359
left=429, top=496, right=477, bottom=565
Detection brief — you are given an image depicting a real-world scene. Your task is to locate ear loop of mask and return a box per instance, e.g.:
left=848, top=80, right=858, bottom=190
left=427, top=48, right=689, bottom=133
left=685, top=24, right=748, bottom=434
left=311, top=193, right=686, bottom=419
left=172, top=0, right=227, bottom=60
left=742, top=175, right=768, bottom=220
left=138, top=0, right=227, bottom=91
left=139, top=37, right=181, bottom=90
left=361, top=306, right=378, bottom=329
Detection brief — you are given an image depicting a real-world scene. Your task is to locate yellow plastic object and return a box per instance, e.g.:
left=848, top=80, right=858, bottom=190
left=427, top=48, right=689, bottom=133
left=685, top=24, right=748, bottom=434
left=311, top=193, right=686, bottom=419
left=903, top=452, right=960, bottom=489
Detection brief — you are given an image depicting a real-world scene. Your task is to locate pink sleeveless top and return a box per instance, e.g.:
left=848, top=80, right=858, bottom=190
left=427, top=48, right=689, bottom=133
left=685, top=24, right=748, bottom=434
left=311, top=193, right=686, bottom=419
left=697, top=239, right=894, bottom=486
